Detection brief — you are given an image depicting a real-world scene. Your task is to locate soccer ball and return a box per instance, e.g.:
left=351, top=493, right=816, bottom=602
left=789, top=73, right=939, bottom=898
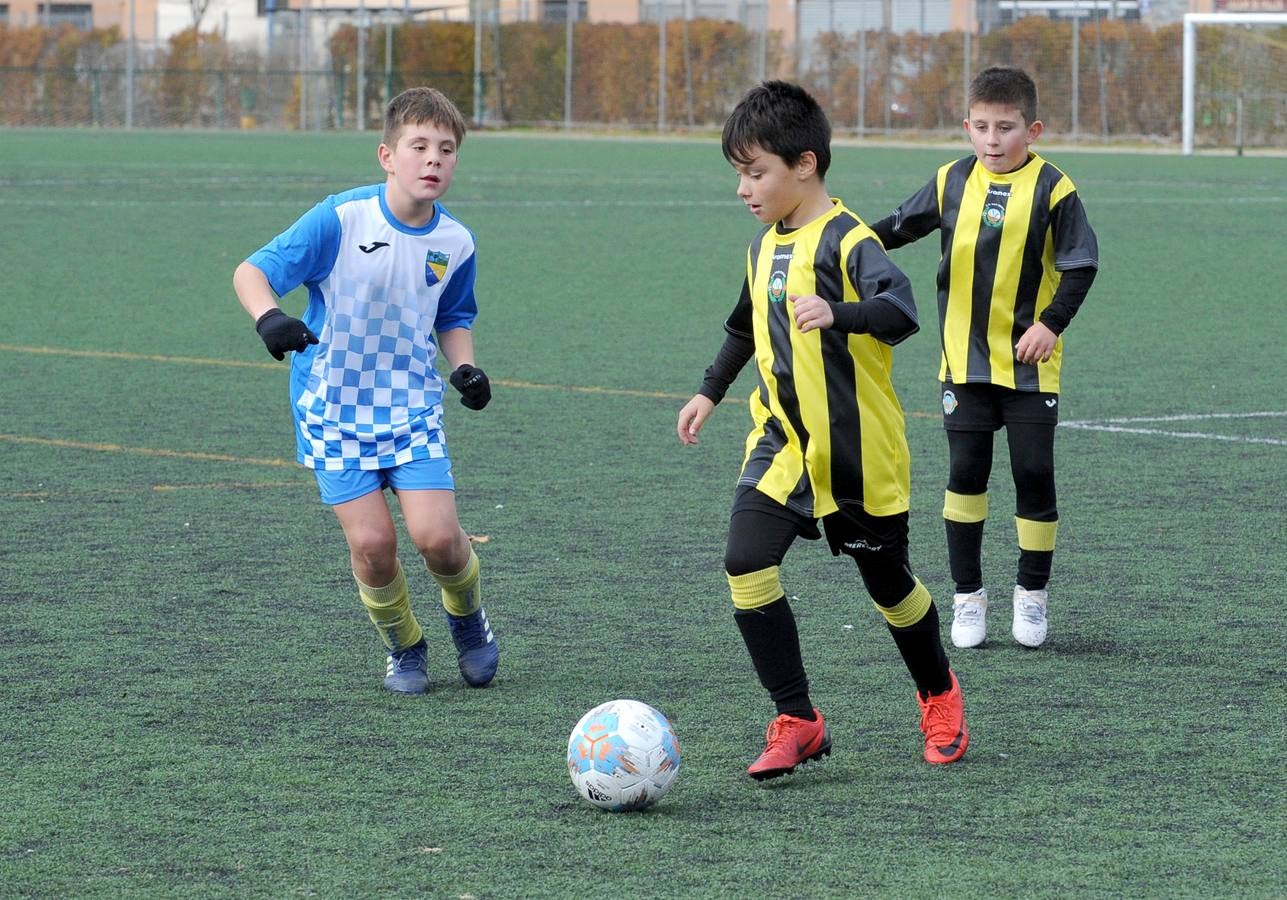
left=566, top=699, right=681, bottom=812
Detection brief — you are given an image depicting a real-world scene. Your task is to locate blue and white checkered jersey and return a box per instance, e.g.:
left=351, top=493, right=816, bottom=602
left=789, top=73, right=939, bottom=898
left=247, top=184, right=478, bottom=470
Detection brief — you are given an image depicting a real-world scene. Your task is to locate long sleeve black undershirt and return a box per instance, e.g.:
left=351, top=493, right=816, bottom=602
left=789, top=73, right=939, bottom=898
left=1039, top=266, right=1096, bottom=335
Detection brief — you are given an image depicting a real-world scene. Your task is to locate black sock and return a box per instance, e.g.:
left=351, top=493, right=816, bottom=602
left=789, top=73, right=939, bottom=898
left=887, top=604, right=951, bottom=697
left=946, top=519, right=985, bottom=593
left=1018, top=549, right=1053, bottom=591
left=734, top=596, right=814, bottom=718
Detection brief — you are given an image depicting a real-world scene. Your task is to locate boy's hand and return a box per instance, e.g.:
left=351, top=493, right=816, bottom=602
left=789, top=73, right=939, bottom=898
left=791, top=294, right=834, bottom=333
left=1015, top=322, right=1058, bottom=364
left=255, top=309, right=318, bottom=360
left=677, top=395, right=715, bottom=446
left=450, top=364, right=492, bottom=410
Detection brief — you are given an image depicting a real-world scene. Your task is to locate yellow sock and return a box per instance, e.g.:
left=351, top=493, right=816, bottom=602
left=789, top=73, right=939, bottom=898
left=356, top=563, right=423, bottom=651
left=874, top=578, right=933, bottom=628
left=727, top=566, right=784, bottom=610
left=430, top=548, right=481, bottom=616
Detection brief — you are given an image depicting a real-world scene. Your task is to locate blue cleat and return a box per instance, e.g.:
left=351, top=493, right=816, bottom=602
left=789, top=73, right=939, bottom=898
left=445, top=607, right=498, bottom=687
left=383, top=638, right=429, bottom=694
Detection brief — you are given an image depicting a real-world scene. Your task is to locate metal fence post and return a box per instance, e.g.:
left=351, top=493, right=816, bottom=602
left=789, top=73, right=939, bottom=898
left=658, top=6, right=666, bottom=133
left=564, top=0, right=575, bottom=130
left=1072, top=0, right=1080, bottom=140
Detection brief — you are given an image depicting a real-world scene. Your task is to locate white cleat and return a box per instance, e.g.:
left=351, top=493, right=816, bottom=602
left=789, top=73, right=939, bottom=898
left=1012, top=586, right=1049, bottom=647
left=951, top=588, right=988, bottom=648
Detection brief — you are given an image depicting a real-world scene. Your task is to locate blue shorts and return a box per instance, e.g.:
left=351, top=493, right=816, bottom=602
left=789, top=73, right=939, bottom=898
left=314, top=456, right=455, bottom=505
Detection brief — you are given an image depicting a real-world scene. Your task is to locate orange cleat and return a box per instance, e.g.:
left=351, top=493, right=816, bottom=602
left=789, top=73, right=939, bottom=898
left=918, top=670, right=968, bottom=764
left=747, top=709, right=832, bottom=780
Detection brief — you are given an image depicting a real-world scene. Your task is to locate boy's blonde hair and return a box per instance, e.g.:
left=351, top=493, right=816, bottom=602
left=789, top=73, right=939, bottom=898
left=968, top=66, right=1038, bottom=125
left=382, top=87, right=468, bottom=148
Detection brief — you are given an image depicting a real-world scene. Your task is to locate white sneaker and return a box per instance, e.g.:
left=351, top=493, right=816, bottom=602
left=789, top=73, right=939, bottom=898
left=951, top=588, right=988, bottom=648
left=1012, top=586, right=1049, bottom=647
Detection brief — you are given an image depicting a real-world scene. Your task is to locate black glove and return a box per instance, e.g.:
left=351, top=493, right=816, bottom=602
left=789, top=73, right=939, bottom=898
left=449, top=364, right=491, bottom=410
left=255, top=308, right=319, bottom=360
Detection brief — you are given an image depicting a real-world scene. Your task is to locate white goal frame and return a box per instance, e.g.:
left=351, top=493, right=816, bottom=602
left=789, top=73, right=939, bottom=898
left=1183, top=12, right=1287, bottom=155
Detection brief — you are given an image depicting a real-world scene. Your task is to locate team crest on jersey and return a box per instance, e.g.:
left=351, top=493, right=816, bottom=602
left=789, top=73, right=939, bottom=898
left=768, top=270, right=788, bottom=304
left=982, top=203, right=1006, bottom=228
left=942, top=390, right=958, bottom=415
left=425, top=249, right=451, bottom=286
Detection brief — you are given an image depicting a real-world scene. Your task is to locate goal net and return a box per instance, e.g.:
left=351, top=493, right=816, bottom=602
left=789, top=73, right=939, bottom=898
left=1183, top=12, right=1287, bottom=154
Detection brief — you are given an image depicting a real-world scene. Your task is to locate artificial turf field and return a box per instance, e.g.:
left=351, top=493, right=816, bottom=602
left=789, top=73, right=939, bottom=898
left=1, top=129, right=1284, bottom=897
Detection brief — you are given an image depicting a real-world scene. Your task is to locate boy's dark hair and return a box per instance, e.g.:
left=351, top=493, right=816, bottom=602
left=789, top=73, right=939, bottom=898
left=382, top=87, right=468, bottom=148
left=968, top=66, right=1038, bottom=125
left=722, top=80, right=831, bottom=180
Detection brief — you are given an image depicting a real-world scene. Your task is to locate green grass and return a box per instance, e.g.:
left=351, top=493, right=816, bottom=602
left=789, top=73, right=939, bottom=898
left=1, top=129, right=1284, bottom=898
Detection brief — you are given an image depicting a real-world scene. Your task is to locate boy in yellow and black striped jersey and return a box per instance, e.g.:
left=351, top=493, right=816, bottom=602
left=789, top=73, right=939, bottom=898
left=676, top=81, right=968, bottom=778
left=871, top=66, right=1099, bottom=651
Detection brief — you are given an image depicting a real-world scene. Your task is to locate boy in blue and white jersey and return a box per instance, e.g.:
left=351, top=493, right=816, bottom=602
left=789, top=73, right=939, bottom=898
left=233, top=87, right=498, bottom=694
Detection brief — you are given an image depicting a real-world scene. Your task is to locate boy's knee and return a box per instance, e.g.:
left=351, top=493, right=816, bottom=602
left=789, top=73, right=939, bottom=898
left=947, top=458, right=990, bottom=494
left=346, top=528, right=398, bottom=571
left=412, top=527, right=467, bottom=572
left=725, top=544, right=774, bottom=578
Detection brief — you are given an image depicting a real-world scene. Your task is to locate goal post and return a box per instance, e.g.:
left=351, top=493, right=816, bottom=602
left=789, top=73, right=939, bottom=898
left=1183, top=12, right=1287, bottom=155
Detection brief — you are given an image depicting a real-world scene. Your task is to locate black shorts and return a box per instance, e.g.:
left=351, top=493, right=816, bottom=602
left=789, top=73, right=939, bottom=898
left=730, top=485, right=910, bottom=563
left=941, top=382, right=1059, bottom=432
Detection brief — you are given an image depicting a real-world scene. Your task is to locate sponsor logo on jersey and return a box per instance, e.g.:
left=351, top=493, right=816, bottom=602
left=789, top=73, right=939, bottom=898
left=982, top=202, right=1006, bottom=228
left=943, top=390, right=958, bottom=415
left=359, top=241, right=389, bottom=254
left=1045, top=398, right=1057, bottom=408
left=425, top=249, right=451, bottom=286
left=768, top=270, right=788, bottom=304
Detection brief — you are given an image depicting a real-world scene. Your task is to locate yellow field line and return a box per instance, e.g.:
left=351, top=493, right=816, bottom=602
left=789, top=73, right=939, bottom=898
left=0, top=434, right=295, bottom=468
left=2, top=480, right=306, bottom=500
left=1, top=341, right=937, bottom=476
left=0, top=343, right=695, bottom=400
left=0, top=342, right=945, bottom=418
left=0, top=342, right=279, bottom=370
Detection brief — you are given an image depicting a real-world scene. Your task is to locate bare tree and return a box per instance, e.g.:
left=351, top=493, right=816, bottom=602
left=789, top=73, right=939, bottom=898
left=189, top=0, right=213, bottom=31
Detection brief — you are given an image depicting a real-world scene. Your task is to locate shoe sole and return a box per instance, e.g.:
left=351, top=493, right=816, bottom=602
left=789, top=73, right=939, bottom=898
left=951, top=634, right=986, bottom=649
left=748, top=739, right=833, bottom=781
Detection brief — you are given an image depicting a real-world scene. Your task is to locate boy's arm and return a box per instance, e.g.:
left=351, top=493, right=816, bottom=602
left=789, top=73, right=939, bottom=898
left=677, top=280, right=754, bottom=446
left=823, top=237, right=920, bottom=345
left=438, top=327, right=476, bottom=370
left=1040, top=188, right=1100, bottom=335
left=236, top=200, right=340, bottom=359
left=439, top=326, right=490, bottom=411
left=870, top=178, right=940, bottom=250
left=1016, top=188, right=1099, bottom=363
left=697, top=280, right=755, bottom=405
left=234, top=261, right=318, bottom=360
left=1038, top=266, right=1097, bottom=335
left=435, top=251, right=490, bottom=410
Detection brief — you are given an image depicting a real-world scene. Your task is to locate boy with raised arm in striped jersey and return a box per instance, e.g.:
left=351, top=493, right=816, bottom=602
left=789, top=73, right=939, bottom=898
left=677, top=81, right=968, bottom=778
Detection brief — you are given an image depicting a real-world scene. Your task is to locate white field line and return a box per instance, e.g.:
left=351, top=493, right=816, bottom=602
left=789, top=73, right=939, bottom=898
left=1062, top=411, right=1287, bottom=446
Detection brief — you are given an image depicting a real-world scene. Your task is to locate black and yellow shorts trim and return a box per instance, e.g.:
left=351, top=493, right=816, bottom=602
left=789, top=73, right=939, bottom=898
left=940, top=382, right=1059, bottom=432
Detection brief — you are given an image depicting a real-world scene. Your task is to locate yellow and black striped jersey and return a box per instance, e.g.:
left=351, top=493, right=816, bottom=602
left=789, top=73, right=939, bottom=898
left=880, top=152, right=1098, bottom=393
left=724, top=199, right=918, bottom=519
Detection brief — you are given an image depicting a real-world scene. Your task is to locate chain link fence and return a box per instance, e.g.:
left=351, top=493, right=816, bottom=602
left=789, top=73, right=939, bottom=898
left=1, top=6, right=1283, bottom=149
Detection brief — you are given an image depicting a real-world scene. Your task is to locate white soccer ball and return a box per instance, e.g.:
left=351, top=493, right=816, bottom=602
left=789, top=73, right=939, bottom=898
left=566, top=699, right=681, bottom=812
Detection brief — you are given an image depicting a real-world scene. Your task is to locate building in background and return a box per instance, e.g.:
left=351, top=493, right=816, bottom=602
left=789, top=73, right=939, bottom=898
left=0, top=0, right=1276, bottom=50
